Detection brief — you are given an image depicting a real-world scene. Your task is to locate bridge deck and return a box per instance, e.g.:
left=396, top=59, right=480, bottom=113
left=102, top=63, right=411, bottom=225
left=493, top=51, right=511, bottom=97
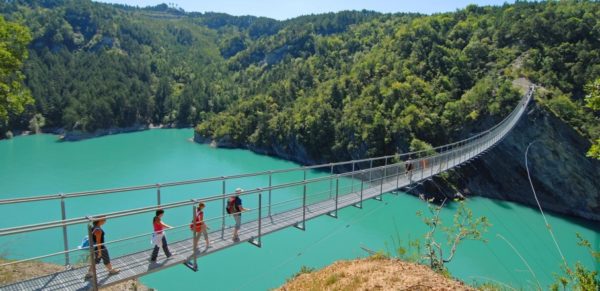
left=2, top=171, right=428, bottom=291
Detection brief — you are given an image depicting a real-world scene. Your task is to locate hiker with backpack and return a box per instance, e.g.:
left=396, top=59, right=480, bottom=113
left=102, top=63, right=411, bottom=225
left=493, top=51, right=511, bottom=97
left=227, top=188, right=247, bottom=242
left=85, top=216, right=119, bottom=280
left=190, top=202, right=210, bottom=250
left=150, top=209, right=173, bottom=262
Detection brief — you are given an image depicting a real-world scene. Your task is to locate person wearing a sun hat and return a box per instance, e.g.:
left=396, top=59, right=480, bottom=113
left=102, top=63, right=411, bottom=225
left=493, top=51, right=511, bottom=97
left=229, top=187, right=247, bottom=241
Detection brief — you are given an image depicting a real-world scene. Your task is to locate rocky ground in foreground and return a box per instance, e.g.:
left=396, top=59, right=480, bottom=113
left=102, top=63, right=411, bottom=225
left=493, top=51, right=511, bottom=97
left=277, top=257, right=474, bottom=291
left=0, top=259, right=150, bottom=291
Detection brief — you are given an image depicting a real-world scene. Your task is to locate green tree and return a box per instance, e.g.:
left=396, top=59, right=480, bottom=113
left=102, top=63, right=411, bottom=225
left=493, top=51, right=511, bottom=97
left=584, top=78, right=600, bottom=159
left=417, top=200, right=490, bottom=274
left=550, top=234, right=599, bottom=291
left=0, top=16, right=33, bottom=130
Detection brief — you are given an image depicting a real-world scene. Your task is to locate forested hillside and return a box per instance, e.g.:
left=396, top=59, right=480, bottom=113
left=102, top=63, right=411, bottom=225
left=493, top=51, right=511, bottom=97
left=1, top=0, right=599, bottom=164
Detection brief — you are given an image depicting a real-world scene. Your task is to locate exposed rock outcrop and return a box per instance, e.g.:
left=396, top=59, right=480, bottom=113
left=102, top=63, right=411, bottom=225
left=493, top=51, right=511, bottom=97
left=60, top=124, right=150, bottom=141
left=448, top=102, right=600, bottom=221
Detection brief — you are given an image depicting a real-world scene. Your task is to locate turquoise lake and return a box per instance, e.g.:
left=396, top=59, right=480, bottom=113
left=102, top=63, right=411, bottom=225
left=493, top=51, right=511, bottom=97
left=0, top=129, right=598, bottom=290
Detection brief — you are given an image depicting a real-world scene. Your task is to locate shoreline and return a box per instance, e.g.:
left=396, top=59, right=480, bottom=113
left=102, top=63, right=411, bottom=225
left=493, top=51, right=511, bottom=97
left=2, top=124, right=190, bottom=142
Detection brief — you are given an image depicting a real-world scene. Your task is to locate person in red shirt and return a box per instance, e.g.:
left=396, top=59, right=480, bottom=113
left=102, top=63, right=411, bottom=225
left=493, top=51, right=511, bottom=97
left=150, top=209, right=172, bottom=262
left=191, top=202, right=210, bottom=249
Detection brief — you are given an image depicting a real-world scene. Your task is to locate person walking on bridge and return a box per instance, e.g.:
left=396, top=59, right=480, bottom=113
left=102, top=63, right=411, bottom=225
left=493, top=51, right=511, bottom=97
left=191, top=202, right=210, bottom=250
left=85, top=217, right=119, bottom=280
left=228, top=188, right=247, bottom=242
left=150, top=209, right=173, bottom=262
left=405, top=159, right=414, bottom=185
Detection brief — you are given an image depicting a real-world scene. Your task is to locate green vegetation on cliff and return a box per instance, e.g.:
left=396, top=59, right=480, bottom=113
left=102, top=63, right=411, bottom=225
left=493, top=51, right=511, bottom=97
left=0, top=0, right=598, bottom=163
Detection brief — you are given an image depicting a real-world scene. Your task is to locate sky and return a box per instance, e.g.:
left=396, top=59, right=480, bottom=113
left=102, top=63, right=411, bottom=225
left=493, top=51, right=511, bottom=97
left=95, top=0, right=515, bottom=20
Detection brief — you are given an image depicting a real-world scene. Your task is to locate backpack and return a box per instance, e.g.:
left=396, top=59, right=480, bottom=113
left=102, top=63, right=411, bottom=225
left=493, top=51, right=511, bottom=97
left=78, top=236, right=90, bottom=249
left=226, top=197, right=237, bottom=214
left=189, top=211, right=204, bottom=232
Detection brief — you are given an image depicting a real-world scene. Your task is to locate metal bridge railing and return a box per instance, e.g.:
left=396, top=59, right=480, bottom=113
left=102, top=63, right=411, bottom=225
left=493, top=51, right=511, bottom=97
left=0, top=86, right=533, bottom=290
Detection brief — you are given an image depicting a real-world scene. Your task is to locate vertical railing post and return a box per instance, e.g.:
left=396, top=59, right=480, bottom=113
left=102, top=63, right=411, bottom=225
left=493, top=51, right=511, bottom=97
left=430, top=156, right=434, bottom=177
left=302, top=178, right=306, bottom=228
left=354, top=171, right=364, bottom=209
left=420, top=158, right=425, bottom=180
left=220, top=177, right=226, bottom=239
left=328, top=175, right=339, bottom=218
left=268, top=171, right=272, bottom=217
left=87, top=221, right=99, bottom=291
left=302, top=168, right=307, bottom=227
left=351, top=161, right=355, bottom=193
left=334, top=176, right=339, bottom=217
left=380, top=157, right=387, bottom=196
left=156, top=184, right=161, bottom=205
left=383, top=157, right=388, bottom=184
left=369, top=159, right=373, bottom=186
left=251, top=191, right=262, bottom=247
left=453, top=145, right=457, bottom=167
left=329, top=163, right=334, bottom=199
left=396, top=160, right=401, bottom=189
left=59, top=194, right=70, bottom=268
left=445, top=147, right=450, bottom=171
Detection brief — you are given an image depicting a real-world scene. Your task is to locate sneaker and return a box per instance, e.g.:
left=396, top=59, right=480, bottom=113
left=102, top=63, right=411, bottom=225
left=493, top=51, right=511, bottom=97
left=108, top=269, right=120, bottom=275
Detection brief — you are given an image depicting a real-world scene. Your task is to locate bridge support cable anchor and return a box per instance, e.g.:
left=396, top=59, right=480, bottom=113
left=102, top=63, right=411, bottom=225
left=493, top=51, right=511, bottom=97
left=327, top=176, right=339, bottom=218
left=248, top=191, right=263, bottom=248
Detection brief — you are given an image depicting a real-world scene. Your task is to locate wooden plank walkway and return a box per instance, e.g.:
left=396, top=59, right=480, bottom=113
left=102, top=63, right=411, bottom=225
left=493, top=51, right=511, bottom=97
left=0, top=151, right=467, bottom=291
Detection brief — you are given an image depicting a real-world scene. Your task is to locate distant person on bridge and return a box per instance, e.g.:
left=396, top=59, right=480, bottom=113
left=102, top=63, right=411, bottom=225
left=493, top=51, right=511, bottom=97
left=191, top=202, right=210, bottom=249
left=405, top=159, right=414, bottom=184
left=150, top=209, right=173, bottom=262
left=85, top=217, right=119, bottom=280
left=228, top=188, right=247, bottom=242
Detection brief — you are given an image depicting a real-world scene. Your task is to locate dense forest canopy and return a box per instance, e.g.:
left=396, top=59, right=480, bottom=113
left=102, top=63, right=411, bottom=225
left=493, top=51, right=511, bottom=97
left=0, top=0, right=598, bottom=163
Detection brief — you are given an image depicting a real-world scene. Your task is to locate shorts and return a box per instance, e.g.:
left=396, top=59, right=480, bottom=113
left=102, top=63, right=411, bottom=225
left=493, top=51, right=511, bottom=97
left=233, top=213, right=241, bottom=230
left=193, top=224, right=208, bottom=240
left=94, top=246, right=110, bottom=265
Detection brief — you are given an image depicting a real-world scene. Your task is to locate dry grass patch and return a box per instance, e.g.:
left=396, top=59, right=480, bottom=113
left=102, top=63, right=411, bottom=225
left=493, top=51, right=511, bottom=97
left=277, top=258, right=474, bottom=291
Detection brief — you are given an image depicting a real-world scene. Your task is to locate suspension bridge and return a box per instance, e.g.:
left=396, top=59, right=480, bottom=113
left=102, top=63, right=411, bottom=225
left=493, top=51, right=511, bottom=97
left=0, top=86, right=534, bottom=290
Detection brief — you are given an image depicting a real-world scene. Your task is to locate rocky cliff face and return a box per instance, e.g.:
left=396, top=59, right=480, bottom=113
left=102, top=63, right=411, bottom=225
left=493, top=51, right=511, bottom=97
left=447, top=101, right=600, bottom=221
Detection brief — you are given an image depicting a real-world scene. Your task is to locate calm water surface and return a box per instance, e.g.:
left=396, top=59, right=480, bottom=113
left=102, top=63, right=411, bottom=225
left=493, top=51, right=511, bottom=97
left=0, top=129, right=597, bottom=290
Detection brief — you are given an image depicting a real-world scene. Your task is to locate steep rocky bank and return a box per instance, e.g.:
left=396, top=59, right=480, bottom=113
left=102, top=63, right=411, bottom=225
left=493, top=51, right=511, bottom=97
left=446, top=101, right=600, bottom=221
left=195, top=101, right=600, bottom=221
left=59, top=124, right=153, bottom=141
